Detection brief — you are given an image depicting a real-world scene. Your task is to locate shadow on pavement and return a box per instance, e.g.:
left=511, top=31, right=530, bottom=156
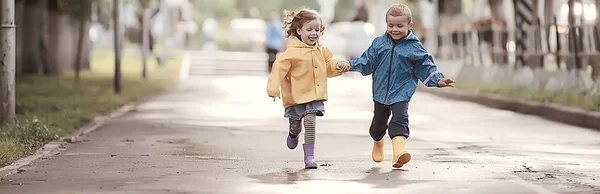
left=350, top=167, right=436, bottom=189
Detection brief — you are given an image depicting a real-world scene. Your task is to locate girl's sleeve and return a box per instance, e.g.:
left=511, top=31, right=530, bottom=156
left=323, top=47, right=344, bottom=78
left=266, top=52, right=292, bottom=98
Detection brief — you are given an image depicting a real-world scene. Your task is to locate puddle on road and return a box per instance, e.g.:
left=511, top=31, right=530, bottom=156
left=157, top=138, right=190, bottom=145
left=247, top=167, right=435, bottom=190
left=157, top=138, right=210, bottom=157
left=248, top=168, right=316, bottom=185
left=456, top=145, right=487, bottom=150
left=156, top=138, right=239, bottom=162
left=182, top=155, right=240, bottom=161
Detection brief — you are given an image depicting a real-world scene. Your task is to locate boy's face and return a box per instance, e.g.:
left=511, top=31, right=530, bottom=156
left=386, top=15, right=413, bottom=41
left=297, top=19, right=321, bottom=46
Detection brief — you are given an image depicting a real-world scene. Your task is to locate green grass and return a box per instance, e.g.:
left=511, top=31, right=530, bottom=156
left=456, top=81, right=600, bottom=111
left=0, top=50, right=182, bottom=167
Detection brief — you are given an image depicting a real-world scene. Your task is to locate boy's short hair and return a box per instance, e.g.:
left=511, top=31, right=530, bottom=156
left=386, top=3, right=412, bottom=23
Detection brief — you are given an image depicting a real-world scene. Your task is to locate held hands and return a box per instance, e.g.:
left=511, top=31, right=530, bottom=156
left=336, top=61, right=351, bottom=72
left=437, top=77, right=456, bottom=88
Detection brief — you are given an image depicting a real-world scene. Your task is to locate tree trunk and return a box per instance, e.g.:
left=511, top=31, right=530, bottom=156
left=114, top=0, right=122, bottom=93
left=74, top=18, right=86, bottom=81
left=20, top=0, right=48, bottom=75
left=0, top=0, right=16, bottom=123
left=74, top=4, right=90, bottom=81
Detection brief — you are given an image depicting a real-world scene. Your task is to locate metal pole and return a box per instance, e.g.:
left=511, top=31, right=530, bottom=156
left=114, top=0, right=122, bottom=93
left=0, top=0, right=16, bottom=123
left=160, top=0, right=167, bottom=66
left=554, top=16, right=561, bottom=68
left=142, top=8, right=150, bottom=79
left=570, top=0, right=581, bottom=69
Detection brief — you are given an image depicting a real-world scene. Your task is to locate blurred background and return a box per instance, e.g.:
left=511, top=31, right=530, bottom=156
left=2, top=1, right=600, bottom=192
left=13, top=0, right=600, bottom=82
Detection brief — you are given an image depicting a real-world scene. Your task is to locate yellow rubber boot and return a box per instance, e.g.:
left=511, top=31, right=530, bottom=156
left=372, top=139, right=384, bottom=163
left=391, top=136, right=411, bottom=168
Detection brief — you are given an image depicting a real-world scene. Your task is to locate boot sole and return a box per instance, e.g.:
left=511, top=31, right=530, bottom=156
left=392, top=152, right=411, bottom=168
left=305, top=166, right=318, bottom=169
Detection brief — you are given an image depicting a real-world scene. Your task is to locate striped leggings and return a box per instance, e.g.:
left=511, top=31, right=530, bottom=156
left=289, top=113, right=316, bottom=144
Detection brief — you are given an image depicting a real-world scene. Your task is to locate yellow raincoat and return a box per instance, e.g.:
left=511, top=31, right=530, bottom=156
left=266, top=37, right=344, bottom=108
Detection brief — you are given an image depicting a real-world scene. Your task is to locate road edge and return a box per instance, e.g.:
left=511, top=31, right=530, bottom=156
left=419, top=87, right=600, bottom=131
left=0, top=53, right=192, bottom=179
left=0, top=102, right=138, bottom=180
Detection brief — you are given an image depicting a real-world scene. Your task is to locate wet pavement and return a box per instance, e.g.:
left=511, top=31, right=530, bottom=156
left=0, top=52, right=599, bottom=194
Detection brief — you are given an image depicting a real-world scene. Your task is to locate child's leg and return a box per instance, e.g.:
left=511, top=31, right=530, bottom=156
left=287, top=118, right=302, bottom=149
left=289, top=118, right=302, bottom=137
left=303, top=113, right=316, bottom=144
left=388, top=101, right=411, bottom=168
left=302, top=113, right=317, bottom=169
left=370, top=102, right=391, bottom=162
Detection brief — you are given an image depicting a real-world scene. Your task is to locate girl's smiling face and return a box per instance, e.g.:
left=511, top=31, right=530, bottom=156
left=296, top=19, right=321, bottom=46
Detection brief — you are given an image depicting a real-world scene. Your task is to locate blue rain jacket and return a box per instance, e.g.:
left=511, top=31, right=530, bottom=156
left=350, top=30, right=445, bottom=105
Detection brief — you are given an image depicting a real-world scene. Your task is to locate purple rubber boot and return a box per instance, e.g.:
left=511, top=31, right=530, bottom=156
left=287, top=134, right=298, bottom=149
left=303, top=143, right=318, bottom=169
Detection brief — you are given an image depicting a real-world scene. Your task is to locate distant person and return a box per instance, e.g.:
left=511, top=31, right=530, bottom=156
left=265, top=12, right=286, bottom=72
left=266, top=8, right=350, bottom=169
left=343, top=3, right=455, bottom=169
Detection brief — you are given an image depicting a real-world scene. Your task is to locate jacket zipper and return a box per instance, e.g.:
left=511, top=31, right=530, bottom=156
left=384, top=41, right=397, bottom=104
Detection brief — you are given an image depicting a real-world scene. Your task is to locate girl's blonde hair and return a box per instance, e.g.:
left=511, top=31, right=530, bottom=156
left=282, top=8, right=325, bottom=39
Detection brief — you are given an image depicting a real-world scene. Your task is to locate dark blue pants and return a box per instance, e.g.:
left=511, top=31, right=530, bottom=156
left=369, top=101, right=410, bottom=141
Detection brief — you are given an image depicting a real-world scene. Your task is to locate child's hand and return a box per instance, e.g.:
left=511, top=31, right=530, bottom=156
left=437, top=78, right=456, bottom=88
left=267, top=90, right=280, bottom=101
left=268, top=95, right=279, bottom=102
left=336, top=61, right=351, bottom=72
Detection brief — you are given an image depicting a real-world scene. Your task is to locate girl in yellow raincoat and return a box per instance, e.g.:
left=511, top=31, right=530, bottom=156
left=266, top=8, right=350, bottom=169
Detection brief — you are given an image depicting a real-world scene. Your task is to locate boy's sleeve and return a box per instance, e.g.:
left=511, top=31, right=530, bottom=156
left=266, top=52, right=292, bottom=98
left=323, top=47, right=344, bottom=78
left=349, top=39, right=377, bottom=76
left=412, top=42, right=444, bottom=87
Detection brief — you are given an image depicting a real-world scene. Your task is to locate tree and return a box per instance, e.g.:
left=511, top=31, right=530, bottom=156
left=114, top=0, right=122, bottom=93
left=18, top=0, right=50, bottom=75
left=56, top=0, right=94, bottom=81
left=0, top=0, right=16, bottom=123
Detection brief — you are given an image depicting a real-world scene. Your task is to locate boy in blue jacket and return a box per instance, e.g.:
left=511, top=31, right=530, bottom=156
left=348, top=3, right=455, bottom=168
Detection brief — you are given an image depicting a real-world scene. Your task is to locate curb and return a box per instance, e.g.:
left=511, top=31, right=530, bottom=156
left=0, top=103, right=137, bottom=179
left=0, top=53, right=191, bottom=179
left=419, top=87, right=600, bottom=131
